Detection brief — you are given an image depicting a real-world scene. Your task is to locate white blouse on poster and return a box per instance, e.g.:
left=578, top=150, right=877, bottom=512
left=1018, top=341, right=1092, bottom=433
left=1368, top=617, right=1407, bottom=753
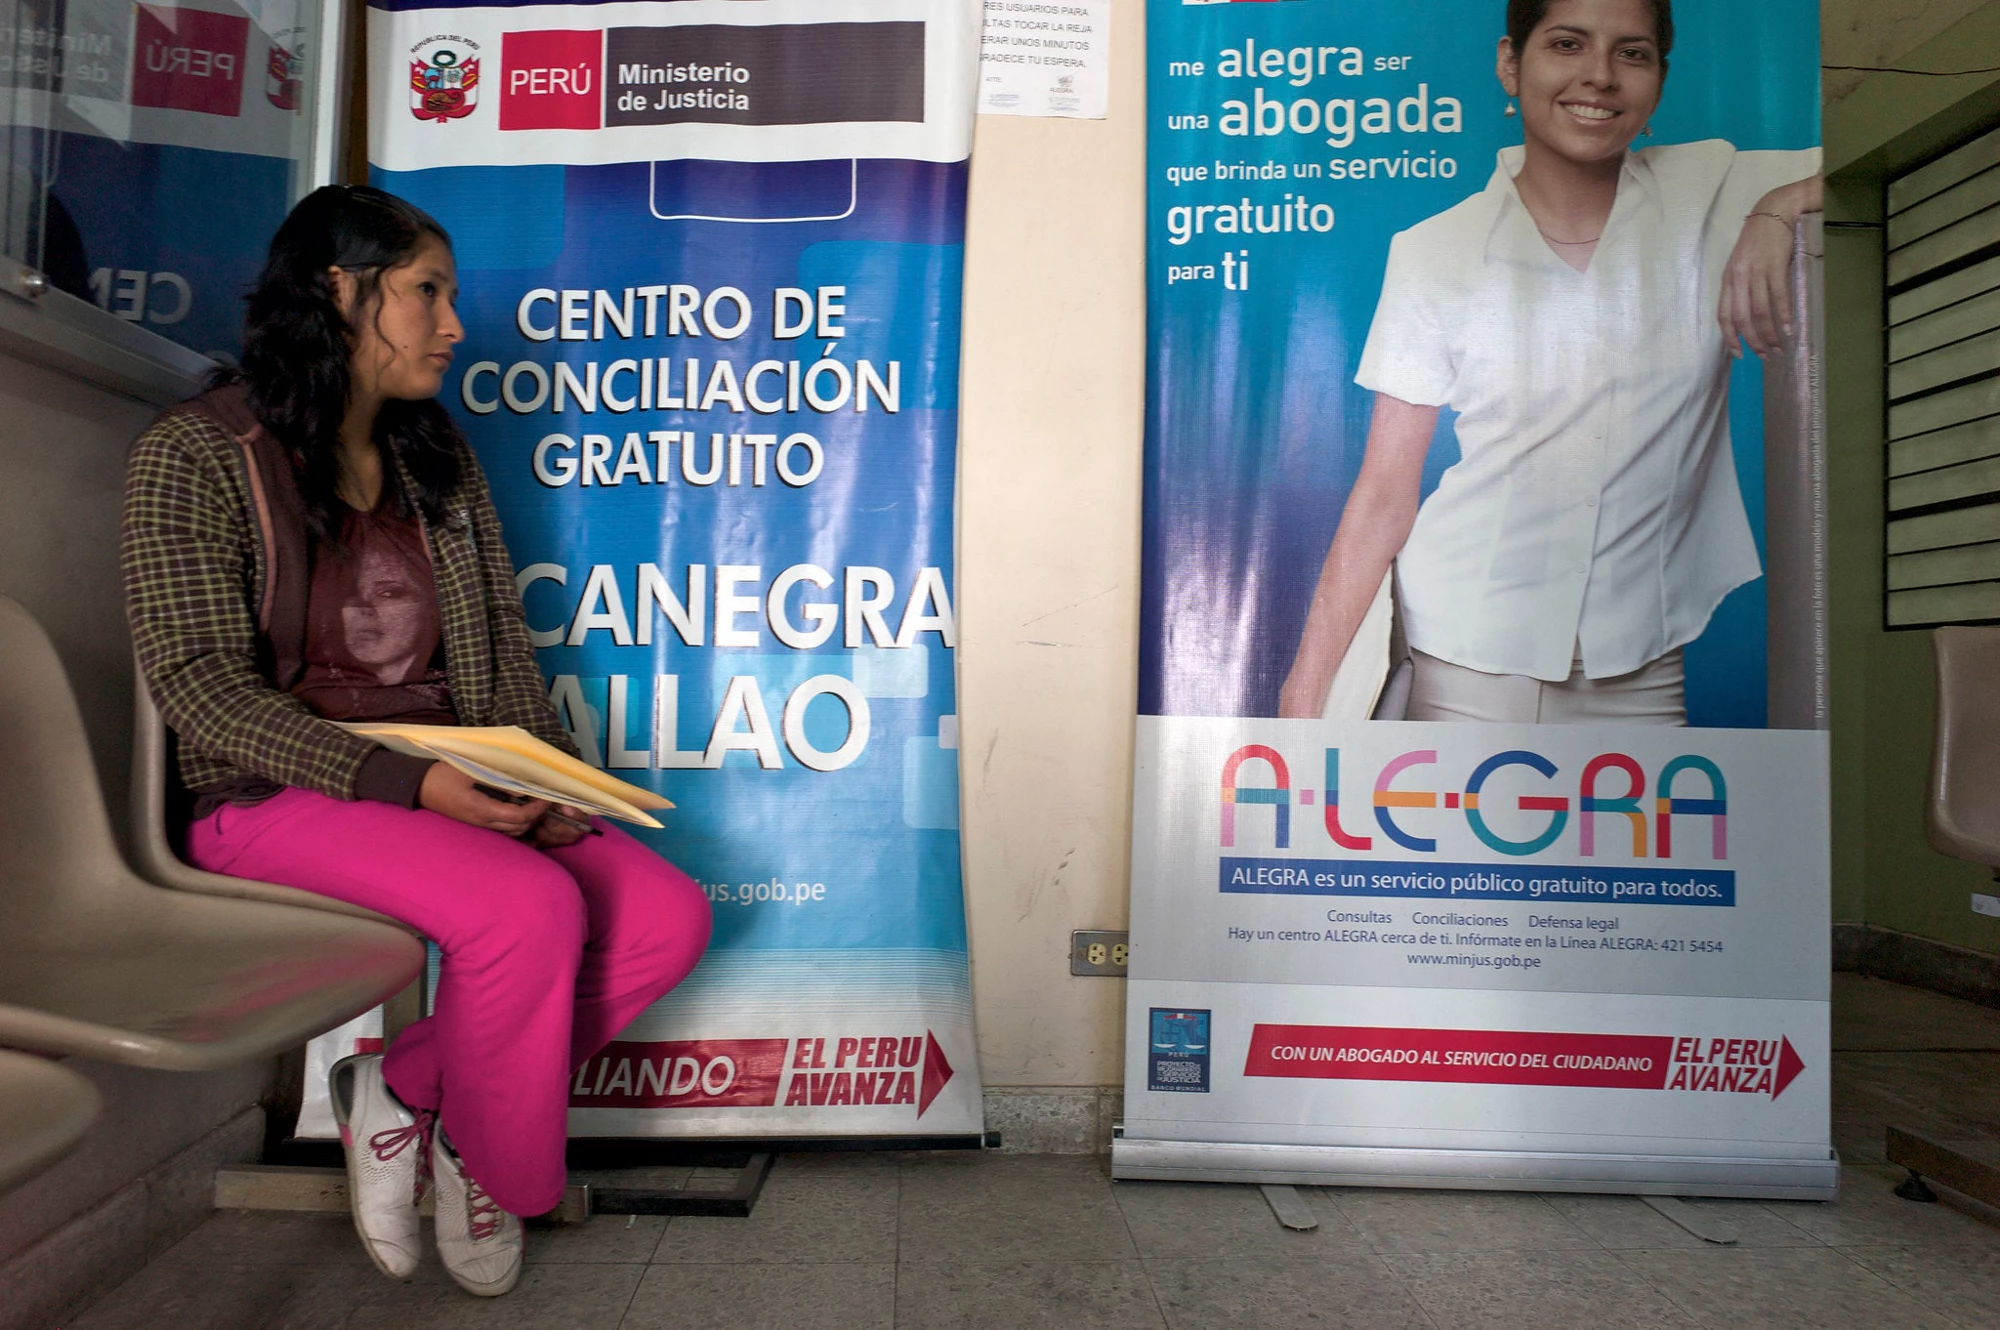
left=1355, top=140, right=1822, bottom=683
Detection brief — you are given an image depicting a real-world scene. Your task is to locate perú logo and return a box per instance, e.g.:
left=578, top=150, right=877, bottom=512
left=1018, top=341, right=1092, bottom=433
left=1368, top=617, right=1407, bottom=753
left=266, top=40, right=302, bottom=111
left=410, top=36, right=480, bottom=122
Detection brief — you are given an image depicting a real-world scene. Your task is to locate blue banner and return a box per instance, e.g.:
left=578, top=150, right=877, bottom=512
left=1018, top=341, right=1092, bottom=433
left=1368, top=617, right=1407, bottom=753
left=366, top=0, right=986, bottom=1138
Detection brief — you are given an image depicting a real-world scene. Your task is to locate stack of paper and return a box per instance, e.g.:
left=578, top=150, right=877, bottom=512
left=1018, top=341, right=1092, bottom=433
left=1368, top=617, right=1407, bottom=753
left=340, top=723, right=673, bottom=828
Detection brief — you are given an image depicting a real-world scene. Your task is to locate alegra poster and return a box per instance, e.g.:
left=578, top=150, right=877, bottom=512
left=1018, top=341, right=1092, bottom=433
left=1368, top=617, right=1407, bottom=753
left=1122, top=0, right=1833, bottom=1197
left=348, top=0, right=986, bottom=1140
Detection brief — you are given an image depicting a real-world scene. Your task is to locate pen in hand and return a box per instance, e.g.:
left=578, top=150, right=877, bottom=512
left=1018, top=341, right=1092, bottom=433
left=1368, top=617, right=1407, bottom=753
left=471, top=783, right=602, bottom=838
left=541, top=807, right=602, bottom=838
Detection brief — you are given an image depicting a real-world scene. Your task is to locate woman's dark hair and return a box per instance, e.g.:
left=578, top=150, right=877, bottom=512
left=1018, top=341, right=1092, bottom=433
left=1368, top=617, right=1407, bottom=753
left=224, top=184, right=462, bottom=538
left=1507, top=0, right=1673, bottom=65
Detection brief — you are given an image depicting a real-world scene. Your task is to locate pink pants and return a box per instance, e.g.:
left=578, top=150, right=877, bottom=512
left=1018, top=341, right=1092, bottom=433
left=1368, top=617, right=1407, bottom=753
left=189, top=788, right=711, bottom=1217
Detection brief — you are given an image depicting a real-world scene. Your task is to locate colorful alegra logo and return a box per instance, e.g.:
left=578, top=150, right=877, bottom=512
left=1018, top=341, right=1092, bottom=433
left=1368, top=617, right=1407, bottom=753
left=410, top=37, right=481, bottom=122
left=1220, top=746, right=1728, bottom=860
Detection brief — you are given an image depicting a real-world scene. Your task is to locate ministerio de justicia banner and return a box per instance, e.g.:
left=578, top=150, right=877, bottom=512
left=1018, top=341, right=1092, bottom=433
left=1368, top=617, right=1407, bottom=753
left=297, top=0, right=989, bottom=1142
left=1121, top=0, right=1834, bottom=1197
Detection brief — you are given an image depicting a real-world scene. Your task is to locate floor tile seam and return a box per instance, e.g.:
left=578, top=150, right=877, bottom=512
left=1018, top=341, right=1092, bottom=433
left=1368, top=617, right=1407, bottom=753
left=1599, top=1245, right=1735, bottom=1330
left=1314, top=1251, right=1445, bottom=1329
left=624, top=1257, right=900, bottom=1268
left=1607, top=1240, right=1981, bottom=1328
left=1318, top=1186, right=1613, bottom=1256
left=1131, top=1252, right=1413, bottom=1269
left=139, top=1249, right=376, bottom=1269
left=1822, top=1240, right=1983, bottom=1326
left=1813, top=1233, right=2000, bottom=1252
left=1108, top=1178, right=1156, bottom=1263
left=1740, top=1200, right=1835, bottom=1247
left=648, top=1255, right=901, bottom=1265
left=1527, top=1191, right=1618, bottom=1251
left=1352, top=1238, right=1614, bottom=1257
left=1132, top=1250, right=1175, bottom=1330
left=639, top=1215, right=671, bottom=1263
left=613, top=1255, right=657, bottom=1330
left=892, top=1255, right=1151, bottom=1266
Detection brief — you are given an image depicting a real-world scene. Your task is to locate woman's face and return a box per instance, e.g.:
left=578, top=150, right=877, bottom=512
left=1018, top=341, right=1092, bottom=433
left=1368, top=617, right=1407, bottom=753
left=339, top=235, right=463, bottom=406
left=1499, top=0, right=1664, bottom=168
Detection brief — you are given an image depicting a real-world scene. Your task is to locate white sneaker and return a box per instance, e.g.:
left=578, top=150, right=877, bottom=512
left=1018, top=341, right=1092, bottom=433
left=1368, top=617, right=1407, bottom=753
left=431, top=1133, right=523, bottom=1297
left=327, top=1054, right=426, bottom=1279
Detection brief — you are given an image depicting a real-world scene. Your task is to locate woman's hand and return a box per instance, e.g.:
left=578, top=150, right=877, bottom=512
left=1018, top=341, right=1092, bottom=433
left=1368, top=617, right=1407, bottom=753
left=1280, top=395, right=1437, bottom=718
left=1720, top=176, right=1823, bottom=360
left=1278, top=673, right=1329, bottom=720
left=418, top=762, right=548, bottom=836
left=528, top=805, right=592, bottom=849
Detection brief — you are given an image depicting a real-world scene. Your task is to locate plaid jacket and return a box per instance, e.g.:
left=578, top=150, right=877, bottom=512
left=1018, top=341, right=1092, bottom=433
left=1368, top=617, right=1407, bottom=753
left=121, top=383, right=576, bottom=806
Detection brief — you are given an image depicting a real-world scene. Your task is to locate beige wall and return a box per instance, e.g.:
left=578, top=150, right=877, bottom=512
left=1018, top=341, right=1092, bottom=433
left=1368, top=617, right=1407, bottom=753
left=1822, top=0, right=1993, bottom=104
left=957, top=1, right=1146, bottom=1089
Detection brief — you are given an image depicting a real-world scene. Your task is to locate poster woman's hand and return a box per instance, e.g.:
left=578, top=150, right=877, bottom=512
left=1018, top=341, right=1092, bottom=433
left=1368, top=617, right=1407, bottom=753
left=1278, top=395, right=1437, bottom=718
left=1720, top=176, right=1824, bottom=360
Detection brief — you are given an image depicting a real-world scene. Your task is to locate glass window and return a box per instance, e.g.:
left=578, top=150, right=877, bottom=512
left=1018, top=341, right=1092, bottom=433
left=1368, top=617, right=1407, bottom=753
left=0, top=0, right=336, bottom=364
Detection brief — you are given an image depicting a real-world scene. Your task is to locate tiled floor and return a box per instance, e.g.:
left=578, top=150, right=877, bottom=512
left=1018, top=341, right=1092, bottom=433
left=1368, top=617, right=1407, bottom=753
left=68, top=974, right=2000, bottom=1328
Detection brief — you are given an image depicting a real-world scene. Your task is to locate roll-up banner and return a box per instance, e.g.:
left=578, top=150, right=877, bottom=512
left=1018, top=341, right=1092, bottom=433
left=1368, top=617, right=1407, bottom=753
left=302, top=0, right=988, bottom=1142
left=1120, top=0, right=1833, bottom=1198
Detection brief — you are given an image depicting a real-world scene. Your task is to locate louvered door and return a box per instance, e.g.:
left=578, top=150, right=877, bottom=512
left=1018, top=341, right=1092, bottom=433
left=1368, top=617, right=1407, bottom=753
left=1886, top=124, right=2000, bottom=627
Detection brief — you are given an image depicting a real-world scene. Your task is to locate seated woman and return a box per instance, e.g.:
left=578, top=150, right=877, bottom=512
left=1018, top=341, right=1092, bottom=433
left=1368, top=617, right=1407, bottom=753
left=121, top=185, right=711, bottom=1297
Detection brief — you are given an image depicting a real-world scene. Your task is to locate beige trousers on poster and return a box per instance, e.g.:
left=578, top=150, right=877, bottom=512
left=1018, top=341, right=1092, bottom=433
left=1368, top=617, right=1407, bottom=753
left=1405, top=648, right=1688, bottom=726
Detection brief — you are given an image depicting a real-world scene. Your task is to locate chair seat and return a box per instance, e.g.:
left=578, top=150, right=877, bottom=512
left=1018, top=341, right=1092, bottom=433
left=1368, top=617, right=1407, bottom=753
left=1929, top=626, right=2000, bottom=870
left=0, top=1050, right=101, bottom=1194
left=0, top=883, right=423, bottom=1071
left=0, top=595, right=424, bottom=1072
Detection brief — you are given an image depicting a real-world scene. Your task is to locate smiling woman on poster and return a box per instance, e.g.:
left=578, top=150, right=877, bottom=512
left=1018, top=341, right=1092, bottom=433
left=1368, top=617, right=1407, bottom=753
left=1277, top=0, right=1822, bottom=726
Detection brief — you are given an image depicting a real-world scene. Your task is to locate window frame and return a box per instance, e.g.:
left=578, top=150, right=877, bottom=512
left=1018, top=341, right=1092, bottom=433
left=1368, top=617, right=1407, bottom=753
left=0, top=0, right=351, bottom=406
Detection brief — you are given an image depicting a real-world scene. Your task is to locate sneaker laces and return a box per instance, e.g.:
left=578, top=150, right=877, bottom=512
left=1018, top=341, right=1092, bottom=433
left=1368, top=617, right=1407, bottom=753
left=367, top=1107, right=437, bottom=1206
left=464, top=1171, right=504, bottom=1242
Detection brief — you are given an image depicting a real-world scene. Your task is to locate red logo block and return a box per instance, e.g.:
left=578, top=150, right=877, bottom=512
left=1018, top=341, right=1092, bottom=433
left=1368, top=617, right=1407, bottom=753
left=501, top=30, right=602, bottom=131
left=1245, top=1024, right=1676, bottom=1091
left=1243, top=1024, right=1810, bottom=1100
left=132, top=6, right=248, bottom=118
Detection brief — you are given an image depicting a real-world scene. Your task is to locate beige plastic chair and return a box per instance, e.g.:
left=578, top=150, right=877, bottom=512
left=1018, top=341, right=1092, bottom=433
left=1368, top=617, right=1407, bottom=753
left=0, top=1050, right=100, bottom=1195
left=131, top=670, right=402, bottom=928
left=0, top=596, right=423, bottom=1070
left=1927, top=626, right=2000, bottom=872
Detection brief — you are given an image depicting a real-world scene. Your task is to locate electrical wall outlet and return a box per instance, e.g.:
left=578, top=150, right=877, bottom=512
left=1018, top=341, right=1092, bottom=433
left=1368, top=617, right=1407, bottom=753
left=1071, top=930, right=1130, bottom=976
left=1973, top=893, right=2000, bottom=919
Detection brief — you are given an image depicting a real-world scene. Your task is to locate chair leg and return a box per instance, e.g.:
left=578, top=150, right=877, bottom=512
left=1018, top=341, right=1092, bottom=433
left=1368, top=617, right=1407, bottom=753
left=261, top=1044, right=307, bottom=1159
left=381, top=980, right=423, bottom=1046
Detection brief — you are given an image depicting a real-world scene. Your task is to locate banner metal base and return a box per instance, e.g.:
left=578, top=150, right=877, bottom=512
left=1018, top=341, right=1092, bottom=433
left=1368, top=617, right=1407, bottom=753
left=1111, top=1137, right=1840, bottom=1201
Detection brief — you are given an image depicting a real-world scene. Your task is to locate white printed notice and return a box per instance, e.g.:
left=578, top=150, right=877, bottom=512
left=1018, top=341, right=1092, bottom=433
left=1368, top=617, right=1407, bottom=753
left=978, top=0, right=1109, bottom=119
